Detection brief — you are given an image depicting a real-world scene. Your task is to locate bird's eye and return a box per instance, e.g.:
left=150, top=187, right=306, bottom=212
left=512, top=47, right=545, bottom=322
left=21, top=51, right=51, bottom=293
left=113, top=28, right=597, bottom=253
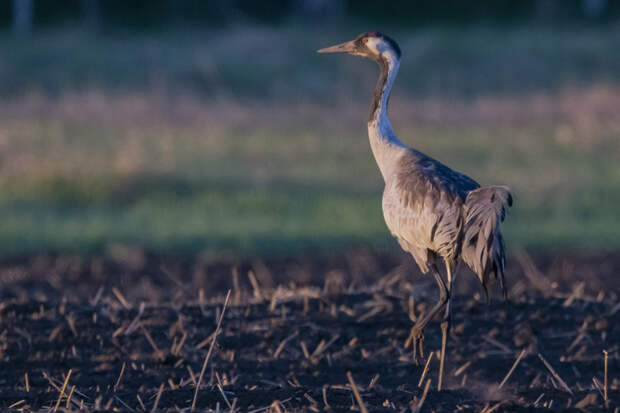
left=362, top=38, right=368, bottom=44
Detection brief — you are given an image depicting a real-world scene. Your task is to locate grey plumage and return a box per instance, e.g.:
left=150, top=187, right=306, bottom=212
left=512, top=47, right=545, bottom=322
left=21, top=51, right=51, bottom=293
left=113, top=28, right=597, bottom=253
left=319, top=33, right=513, bottom=378
left=462, top=185, right=512, bottom=299
left=386, top=149, right=512, bottom=295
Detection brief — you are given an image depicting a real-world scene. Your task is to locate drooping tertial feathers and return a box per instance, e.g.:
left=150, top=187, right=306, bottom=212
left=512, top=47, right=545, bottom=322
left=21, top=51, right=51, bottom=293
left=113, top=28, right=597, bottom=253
left=462, top=185, right=513, bottom=300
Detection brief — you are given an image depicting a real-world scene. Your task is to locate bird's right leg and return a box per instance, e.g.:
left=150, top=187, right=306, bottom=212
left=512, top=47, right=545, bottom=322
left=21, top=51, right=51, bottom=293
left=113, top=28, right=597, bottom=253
left=438, top=260, right=456, bottom=391
left=406, top=265, right=448, bottom=363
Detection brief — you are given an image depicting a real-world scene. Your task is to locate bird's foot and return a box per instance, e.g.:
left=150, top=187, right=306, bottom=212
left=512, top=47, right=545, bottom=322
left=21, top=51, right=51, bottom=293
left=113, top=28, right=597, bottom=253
left=405, top=326, right=424, bottom=364
left=438, top=320, right=449, bottom=391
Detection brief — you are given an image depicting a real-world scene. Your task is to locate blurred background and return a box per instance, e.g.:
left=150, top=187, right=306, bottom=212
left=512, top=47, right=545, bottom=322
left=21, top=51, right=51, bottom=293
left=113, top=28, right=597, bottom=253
left=1, top=0, right=619, bottom=259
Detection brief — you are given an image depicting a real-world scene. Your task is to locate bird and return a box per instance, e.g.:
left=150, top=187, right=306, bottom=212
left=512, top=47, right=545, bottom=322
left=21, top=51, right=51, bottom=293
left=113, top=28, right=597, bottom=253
left=318, top=32, right=512, bottom=390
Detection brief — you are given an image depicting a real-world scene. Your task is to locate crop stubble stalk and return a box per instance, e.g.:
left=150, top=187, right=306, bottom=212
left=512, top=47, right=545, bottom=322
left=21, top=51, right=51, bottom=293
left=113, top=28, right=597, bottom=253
left=191, top=290, right=232, bottom=411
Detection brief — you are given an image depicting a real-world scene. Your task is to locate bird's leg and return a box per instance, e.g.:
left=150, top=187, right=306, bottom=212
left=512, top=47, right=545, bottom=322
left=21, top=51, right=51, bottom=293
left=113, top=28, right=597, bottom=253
left=438, top=261, right=455, bottom=391
left=442, top=261, right=457, bottom=327
left=406, top=267, right=448, bottom=363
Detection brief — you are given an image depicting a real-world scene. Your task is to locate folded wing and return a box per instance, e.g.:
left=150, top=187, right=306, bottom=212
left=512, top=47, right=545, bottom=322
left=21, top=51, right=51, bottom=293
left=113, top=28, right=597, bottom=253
left=461, top=185, right=513, bottom=300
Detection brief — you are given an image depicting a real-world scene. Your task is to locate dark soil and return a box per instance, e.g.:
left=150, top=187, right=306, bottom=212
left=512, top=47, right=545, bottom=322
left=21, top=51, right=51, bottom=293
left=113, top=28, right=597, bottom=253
left=0, top=248, right=618, bottom=412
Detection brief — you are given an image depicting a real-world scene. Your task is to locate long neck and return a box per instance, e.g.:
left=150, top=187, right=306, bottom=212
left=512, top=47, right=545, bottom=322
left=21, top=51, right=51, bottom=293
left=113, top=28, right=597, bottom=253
left=367, top=52, right=405, bottom=182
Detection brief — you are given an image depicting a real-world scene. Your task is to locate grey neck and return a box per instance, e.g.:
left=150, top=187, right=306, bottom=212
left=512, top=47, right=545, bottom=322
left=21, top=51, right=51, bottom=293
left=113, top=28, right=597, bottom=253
left=367, top=52, right=405, bottom=181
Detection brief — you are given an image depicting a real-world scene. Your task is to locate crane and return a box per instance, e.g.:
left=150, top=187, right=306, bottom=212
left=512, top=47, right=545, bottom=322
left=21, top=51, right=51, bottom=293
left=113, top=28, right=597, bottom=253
left=318, top=32, right=513, bottom=390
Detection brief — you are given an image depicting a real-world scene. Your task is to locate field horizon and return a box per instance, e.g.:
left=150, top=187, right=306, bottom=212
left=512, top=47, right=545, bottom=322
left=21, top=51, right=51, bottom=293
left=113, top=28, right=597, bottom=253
left=1, top=25, right=619, bottom=258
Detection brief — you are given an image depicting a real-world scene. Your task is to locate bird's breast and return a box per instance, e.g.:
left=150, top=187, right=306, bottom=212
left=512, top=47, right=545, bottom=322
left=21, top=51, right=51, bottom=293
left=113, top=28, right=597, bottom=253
left=381, top=179, right=464, bottom=260
left=381, top=181, right=426, bottom=242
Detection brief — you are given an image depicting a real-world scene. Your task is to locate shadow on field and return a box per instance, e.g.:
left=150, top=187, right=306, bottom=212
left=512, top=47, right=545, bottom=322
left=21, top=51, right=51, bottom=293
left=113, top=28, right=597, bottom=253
left=0, top=249, right=617, bottom=411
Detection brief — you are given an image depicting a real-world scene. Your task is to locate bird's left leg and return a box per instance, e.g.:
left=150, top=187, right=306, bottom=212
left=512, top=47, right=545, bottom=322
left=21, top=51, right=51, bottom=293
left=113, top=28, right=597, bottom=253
left=406, top=264, right=448, bottom=363
left=438, top=260, right=457, bottom=391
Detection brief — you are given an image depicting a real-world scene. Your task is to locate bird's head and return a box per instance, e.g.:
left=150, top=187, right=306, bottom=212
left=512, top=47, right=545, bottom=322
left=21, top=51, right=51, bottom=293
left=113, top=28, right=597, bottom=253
left=317, top=32, right=401, bottom=63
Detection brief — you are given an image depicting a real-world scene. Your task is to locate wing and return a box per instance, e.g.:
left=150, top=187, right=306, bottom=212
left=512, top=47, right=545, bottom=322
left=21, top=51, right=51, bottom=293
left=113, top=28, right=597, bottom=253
left=382, top=149, right=480, bottom=267
left=399, top=149, right=480, bottom=201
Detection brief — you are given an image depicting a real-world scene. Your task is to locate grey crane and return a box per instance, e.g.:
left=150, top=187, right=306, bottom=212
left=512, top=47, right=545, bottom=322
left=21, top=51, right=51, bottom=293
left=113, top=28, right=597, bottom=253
left=318, top=32, right=512, bottom=390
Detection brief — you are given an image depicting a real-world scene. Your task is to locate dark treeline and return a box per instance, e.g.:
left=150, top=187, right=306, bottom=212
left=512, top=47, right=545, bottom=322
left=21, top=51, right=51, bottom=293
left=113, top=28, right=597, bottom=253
left=3, top=0, right=619, bottom=33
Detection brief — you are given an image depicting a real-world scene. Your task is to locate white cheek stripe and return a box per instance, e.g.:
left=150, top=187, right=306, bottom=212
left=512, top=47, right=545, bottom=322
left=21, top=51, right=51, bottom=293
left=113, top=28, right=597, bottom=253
left=382, top=49, right=397, bottom=69
left=366, top=37, right=382, bottom=55
left=366, top=37, right=398, bottom=65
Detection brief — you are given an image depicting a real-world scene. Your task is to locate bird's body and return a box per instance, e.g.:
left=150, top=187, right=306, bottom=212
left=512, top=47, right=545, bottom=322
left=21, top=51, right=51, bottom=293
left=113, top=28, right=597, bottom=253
left=382, top=149, right=476, bottom=272
left=319, top=32, right=513, bottom=389
left=377, top=133, right=512, bottom=290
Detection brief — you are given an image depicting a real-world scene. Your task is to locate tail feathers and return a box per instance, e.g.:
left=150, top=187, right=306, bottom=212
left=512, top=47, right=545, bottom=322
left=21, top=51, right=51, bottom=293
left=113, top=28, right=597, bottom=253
left=461, top=185, right=513, bottom=300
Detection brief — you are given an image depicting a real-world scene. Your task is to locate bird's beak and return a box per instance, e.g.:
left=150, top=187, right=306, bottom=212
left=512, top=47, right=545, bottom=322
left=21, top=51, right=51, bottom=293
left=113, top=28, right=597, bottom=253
left=317, top=40, right=356, bottom=54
